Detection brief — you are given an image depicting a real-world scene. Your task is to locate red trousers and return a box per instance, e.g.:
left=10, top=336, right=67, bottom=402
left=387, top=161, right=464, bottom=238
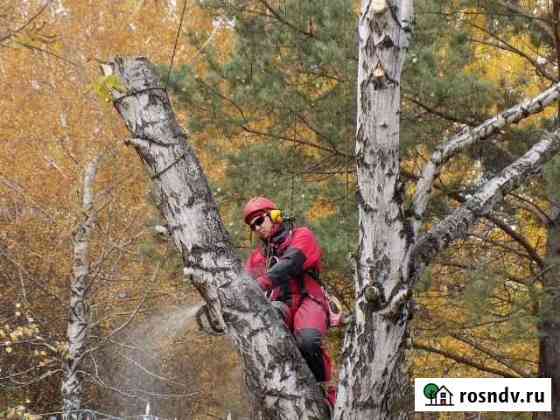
left=274, top=296, right=332, bottom=383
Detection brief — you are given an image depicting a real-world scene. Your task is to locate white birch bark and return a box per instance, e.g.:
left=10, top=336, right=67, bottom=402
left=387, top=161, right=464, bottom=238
left=337, top=1, right=560, bottom=419
left=101, top=58, right=330, bottom=419
left=413, top=82, right=560, bottom=237
left=411, top=131, right=560, bottom=279
left=333, top=2, right=415, bottom=419
left=62, top=157, right=99, bottom=417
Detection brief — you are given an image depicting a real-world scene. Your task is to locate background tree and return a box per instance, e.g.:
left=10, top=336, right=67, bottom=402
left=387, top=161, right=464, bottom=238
left=1, top=1, right=248, bottom=418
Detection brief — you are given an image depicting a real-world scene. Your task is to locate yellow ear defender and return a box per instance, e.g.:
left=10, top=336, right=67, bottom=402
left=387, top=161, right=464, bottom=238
left=269, top=209, right=283, bottom=224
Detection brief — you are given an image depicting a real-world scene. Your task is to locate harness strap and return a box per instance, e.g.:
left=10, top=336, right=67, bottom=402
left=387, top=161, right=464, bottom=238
left=298, top=270, right=331, bottom=326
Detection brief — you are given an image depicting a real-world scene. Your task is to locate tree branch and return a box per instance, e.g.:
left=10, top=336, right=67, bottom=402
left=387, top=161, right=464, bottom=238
left=494, top=0, right=556, bottom=41
left=411, top=130, right=560, bottom=283
left=194, top=77, right=343, bottom=156
left=483, top=213, right=545, bottom=268
left=403, top=93, right=478, bottom=125
left=405, top=165, right=545, bottom=268
left=510, top=192, right=554, bottom=225
left=0, top=1, right=52, bottom=45
left=413, top=342, right=519, bottom=378
left=257, top=0, right=315, bottom=38
left=400, top=0, right=414, bottom=32
left=412, top=82, right=560, bottom=236
left=84, top=261, right=159, bottom=355
left=449, top=333, right=532, bottom=377
left=467, top=36, right=557, bottom=82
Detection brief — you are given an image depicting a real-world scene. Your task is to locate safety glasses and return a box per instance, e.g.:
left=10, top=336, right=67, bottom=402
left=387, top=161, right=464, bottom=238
left=250, top=215, right=267, bottom=231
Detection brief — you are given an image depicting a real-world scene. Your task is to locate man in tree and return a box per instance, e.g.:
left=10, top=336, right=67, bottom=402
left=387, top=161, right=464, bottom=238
left=243, top=197, right=337, bottom=408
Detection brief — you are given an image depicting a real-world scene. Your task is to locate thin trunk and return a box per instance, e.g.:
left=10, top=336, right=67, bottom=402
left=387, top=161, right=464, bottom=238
left=537, top=207, right=560, bottom=420
left=554, top=0, right=560, bottom=114
left=538, top=3, right=560, bottom=418
left=62, top=158, right=99, bottom=417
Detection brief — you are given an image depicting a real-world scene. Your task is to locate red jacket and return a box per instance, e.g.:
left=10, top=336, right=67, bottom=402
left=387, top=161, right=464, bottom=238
left=245, top=225, right=327, bottom=308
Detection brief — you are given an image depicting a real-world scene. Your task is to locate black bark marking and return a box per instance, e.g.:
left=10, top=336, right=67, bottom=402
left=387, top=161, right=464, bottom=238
left=365, top=33, right=376, bottom=57
left=356, top=189, right=376, bottom=213
left=360, top=80, right=371, bottom=114
left=378, top=34, right=395, bottom=48
left=367, top=339, right=375, bottom=363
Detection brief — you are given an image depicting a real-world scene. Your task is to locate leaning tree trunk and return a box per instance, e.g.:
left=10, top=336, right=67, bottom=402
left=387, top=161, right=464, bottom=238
left=101, top=58, right=330, bottom=419
left=62, top=158, right=99, bottom=418
left=334, top=1, right=415, bottom=419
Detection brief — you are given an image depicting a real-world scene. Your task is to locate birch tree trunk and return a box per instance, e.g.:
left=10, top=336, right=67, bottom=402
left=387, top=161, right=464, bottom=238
left=333, top=2, right=415, bottom=418
left=62, top=158, right=99, bottom=418
left=101, top=58, right=330, bottom=419
left=336, top=1, right=560, bottom=419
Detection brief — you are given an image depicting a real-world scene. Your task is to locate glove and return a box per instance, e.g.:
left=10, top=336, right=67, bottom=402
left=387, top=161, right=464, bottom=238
left=257, top=274, right=273, bottom=291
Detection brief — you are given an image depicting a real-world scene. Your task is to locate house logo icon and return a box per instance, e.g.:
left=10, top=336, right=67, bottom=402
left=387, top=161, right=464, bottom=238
left=423, top=383, right=454, bottom=406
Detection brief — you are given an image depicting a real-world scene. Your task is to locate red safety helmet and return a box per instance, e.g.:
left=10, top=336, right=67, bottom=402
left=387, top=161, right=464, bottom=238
left=243, top=197, right=277, bottom=224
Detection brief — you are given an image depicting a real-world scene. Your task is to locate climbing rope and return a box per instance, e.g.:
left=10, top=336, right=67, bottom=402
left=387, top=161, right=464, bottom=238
left=165, top=0, right=189, bottom=89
